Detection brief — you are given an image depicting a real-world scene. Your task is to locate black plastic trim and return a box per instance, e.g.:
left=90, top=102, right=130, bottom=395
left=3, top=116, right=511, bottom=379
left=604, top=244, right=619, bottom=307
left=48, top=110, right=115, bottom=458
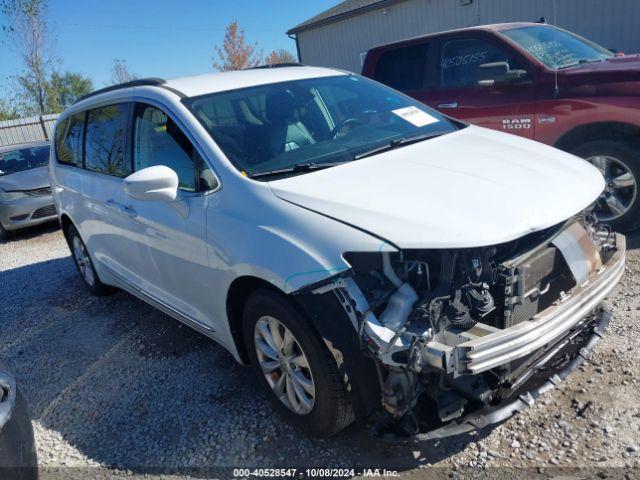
left=74, top=78, right=167, bottom=104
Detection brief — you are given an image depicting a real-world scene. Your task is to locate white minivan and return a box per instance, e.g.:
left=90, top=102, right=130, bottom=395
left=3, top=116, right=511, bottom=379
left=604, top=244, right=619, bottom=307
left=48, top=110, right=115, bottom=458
left=51, top=66, right=625, bottom=439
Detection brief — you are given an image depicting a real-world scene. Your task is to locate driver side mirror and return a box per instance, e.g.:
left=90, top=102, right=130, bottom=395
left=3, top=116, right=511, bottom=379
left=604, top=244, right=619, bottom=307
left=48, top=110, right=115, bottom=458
left=478, top=61, right=529, bottom=86
left=124, top=165, right=180, bottom=202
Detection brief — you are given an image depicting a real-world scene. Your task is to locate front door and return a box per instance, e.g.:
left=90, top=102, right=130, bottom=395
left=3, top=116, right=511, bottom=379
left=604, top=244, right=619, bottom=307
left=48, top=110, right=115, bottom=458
left=122, top=102, right=218, bottom=330
left=419, top=35, right=537, bottom=139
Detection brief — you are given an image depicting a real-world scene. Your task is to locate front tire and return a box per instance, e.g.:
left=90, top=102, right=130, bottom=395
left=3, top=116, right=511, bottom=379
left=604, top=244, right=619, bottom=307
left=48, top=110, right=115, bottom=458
left=572, top=139, right=640, bottom=232
left=243, top=289, right=354, bottom=437
left=67, top=225, right=115, bottom=296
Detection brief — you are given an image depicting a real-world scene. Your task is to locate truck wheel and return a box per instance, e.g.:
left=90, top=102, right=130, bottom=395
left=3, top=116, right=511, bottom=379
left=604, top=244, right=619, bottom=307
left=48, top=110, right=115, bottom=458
left=67, top=225, right=115, bottom=296
left=243, top=289, right=354, bottom=438
left=572, top=139, right=640, bottom=232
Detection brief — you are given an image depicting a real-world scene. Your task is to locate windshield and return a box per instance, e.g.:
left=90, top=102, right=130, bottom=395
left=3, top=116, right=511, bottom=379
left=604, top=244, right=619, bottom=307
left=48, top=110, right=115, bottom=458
left=0, top=145, right=49, bottom=176
left=502, top=25, right=613, bottom=70
left=184, top=75, right=458, bottom=177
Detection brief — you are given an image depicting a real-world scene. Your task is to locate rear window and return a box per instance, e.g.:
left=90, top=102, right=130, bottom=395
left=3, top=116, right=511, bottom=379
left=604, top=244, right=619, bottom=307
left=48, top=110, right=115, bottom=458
left=374, top=43, right=428, bottom=92
left=55, top=113, right=85, bottom=167
left=85, top=104, right=131, bottom=177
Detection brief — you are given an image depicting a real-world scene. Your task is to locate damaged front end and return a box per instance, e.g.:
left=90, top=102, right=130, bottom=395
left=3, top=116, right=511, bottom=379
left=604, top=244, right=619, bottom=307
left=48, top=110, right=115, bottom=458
left=303, top=216, right=625, bottom=440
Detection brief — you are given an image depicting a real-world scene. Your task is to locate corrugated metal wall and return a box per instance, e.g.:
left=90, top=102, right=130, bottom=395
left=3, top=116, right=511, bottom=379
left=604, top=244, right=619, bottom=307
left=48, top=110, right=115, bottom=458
left=0, top=114, right=58, bottom=147
left=296, top=0, right=640, bottom=73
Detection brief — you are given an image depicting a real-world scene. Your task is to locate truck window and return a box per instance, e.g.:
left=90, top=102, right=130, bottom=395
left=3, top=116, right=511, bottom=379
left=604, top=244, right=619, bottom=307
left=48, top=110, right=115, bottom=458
left=85, top=103, right=132, bottom=178
left=439, top=38, right=522, bottom=89
left=374, top=43, right=428, bottom=92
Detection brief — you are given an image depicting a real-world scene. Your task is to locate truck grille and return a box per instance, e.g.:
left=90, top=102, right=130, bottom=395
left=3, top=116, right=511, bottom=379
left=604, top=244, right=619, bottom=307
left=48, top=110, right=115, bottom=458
left=31, top=205, right=56, bottom=219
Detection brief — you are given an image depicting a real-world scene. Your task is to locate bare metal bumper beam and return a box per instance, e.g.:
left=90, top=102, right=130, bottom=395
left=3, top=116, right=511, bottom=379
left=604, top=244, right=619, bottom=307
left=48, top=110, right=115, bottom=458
left=454, top=234, right=625, bottom=375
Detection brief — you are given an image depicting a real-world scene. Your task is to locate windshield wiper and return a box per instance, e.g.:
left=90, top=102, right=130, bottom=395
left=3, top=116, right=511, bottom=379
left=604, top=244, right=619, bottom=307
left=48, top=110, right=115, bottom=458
left=354, top=132, right=446, bottom=160
left=558, top=58, right=604, bottom=70
left=249, top=161, right=350, bottom=179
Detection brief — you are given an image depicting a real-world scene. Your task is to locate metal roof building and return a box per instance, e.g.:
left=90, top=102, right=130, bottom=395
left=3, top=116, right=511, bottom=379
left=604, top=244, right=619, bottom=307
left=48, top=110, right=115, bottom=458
left=287, top=0, right=640, bottom=73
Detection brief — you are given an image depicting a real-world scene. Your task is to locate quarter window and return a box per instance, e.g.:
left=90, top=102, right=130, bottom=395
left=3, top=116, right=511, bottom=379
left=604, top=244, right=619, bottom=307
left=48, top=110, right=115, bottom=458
left=55, top=113, right=85, bottom=167
left=85, top=104, right=131, bottom=177
left=439, top=38, right=523, bottom=89
left=133, top=104, right=212, bottom=192
left=374, top=43, right=429, bottom=92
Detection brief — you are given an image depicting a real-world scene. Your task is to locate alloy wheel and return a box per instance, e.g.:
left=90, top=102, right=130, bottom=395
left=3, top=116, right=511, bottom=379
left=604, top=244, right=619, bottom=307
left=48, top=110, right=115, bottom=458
left=254, top=315, right=315, bottom=415
left=587, top=155, right=637, bottom=222
left=72, top=236, right=95, bottom=287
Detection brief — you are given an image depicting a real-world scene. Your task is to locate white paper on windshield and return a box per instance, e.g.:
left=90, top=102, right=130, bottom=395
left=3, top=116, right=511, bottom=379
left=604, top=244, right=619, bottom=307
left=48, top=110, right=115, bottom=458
left=391, top=106, right=439, bottom=127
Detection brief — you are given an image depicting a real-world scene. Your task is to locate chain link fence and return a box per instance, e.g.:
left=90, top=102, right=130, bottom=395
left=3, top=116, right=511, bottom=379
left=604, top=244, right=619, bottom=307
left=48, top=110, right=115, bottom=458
left=0, top=113, right=59, bottom=147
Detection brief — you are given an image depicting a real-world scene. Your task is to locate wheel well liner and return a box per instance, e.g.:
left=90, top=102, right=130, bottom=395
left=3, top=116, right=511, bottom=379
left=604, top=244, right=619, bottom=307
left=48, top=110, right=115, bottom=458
left=59, top=214, right=74, bottom=246
left=555, top=121, right=640, bottom=152
left=226, top=275, right=380, bottom=419
left=226, top=276, right=282, bottom=363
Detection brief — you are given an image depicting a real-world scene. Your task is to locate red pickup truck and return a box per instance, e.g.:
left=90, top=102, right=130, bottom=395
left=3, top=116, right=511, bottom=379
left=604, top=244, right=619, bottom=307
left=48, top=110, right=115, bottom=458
left=362, top=22, right=640, bottom=231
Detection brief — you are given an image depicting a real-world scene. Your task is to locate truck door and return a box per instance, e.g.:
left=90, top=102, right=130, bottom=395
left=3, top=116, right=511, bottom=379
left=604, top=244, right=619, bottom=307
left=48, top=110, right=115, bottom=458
left=423, top=35, right=537, bottom=139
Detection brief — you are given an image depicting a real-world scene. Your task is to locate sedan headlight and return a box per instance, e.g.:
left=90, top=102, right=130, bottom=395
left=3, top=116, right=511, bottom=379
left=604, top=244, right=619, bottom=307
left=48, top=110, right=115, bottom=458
left=0, top=189, right=27, bottom=202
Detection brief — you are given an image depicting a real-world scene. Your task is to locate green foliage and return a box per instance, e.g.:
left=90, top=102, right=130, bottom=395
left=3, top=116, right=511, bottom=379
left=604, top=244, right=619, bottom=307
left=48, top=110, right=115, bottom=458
left=0, top=99, right=19, bottom=121
left=46, top=71, right=93, bottom=111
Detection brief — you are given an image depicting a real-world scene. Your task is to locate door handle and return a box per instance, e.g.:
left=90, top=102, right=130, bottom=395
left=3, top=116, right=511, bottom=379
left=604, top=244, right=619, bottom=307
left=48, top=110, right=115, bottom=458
left=120, top=205, right=137, bottom=217
left=106, top=199, right=137, bottom=217
left=437, top=102, right=459, bottom=109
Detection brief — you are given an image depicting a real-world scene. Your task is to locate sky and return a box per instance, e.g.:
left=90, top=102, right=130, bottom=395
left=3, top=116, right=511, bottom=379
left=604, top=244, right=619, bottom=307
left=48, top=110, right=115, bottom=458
left=0, top=0, right=337, bottom=90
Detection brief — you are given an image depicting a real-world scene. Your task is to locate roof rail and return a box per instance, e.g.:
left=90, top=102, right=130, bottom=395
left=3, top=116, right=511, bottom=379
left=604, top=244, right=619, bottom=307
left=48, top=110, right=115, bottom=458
left=248, top=63, right=306, bottom=70
left=75, top=78, right=166, bottom=104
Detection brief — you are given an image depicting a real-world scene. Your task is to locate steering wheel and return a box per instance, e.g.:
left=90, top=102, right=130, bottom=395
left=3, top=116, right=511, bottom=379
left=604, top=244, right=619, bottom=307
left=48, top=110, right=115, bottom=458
left=330, top=117, right=364, bottom=138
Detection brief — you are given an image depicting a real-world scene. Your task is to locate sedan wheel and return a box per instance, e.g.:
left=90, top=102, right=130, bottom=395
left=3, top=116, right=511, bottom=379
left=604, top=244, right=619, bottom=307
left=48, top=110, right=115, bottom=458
left=254, top=316, right=315, bottom=415
left=587, top=155, right=637, bottom=222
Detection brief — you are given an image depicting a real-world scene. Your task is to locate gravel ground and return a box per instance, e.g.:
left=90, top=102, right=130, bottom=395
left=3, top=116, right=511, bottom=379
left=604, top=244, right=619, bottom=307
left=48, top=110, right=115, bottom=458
left=1, top=223, right=639, bottom=479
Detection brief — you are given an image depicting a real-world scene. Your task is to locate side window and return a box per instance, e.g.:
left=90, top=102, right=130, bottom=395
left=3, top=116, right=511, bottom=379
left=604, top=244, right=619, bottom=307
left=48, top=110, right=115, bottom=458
left=85, top=104, right=131, bottom=177
left=133, top=104, right=215, bottom=192
left=439, top=38, right=523, bottom=89
left=55, top=113, right=85, bottom=167
left=374, top=43, right=429, bottom=92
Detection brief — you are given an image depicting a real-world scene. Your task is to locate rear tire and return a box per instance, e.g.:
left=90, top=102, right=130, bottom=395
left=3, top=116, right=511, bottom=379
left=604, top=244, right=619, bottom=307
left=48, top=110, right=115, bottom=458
left=0, top=224, right=7, bottom=244
left=572, top=139, right=640, bottom=232
left=67, top=224, right=115, bottom=296
left=242, top=289, right=354, bottom=438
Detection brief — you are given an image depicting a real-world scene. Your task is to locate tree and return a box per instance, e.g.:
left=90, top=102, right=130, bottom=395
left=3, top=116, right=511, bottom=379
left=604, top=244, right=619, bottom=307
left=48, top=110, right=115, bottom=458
left=0, top=99, right=19, bottom=121
left=46, top=71, right=93, bottom=111
left=110, top=59, right=137, bottom=85
left=264, top=49, right=297, bottom=66
left=2, top=0, right=55, bottom=115
left=212, top=21, right=262, bottom=71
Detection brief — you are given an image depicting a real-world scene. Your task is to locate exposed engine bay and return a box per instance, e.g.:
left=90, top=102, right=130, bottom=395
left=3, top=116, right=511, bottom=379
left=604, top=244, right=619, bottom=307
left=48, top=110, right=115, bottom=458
left=306, top=215, right=625, bottom=438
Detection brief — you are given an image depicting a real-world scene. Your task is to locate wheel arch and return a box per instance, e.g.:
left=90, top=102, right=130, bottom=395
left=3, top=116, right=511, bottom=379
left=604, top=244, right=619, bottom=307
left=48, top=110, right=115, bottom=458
left=59, top=213, right=75, bottom=246
left=226, top=275, right=286, bottom=364
left=555, top=121, right=640, bottom=152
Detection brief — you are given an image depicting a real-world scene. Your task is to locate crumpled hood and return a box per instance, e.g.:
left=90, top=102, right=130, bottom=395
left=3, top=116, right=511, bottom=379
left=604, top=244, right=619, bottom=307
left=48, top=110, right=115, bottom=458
left=0, top=167, right=50, bottom=192
left=268, top=126, right=604, bottom=249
